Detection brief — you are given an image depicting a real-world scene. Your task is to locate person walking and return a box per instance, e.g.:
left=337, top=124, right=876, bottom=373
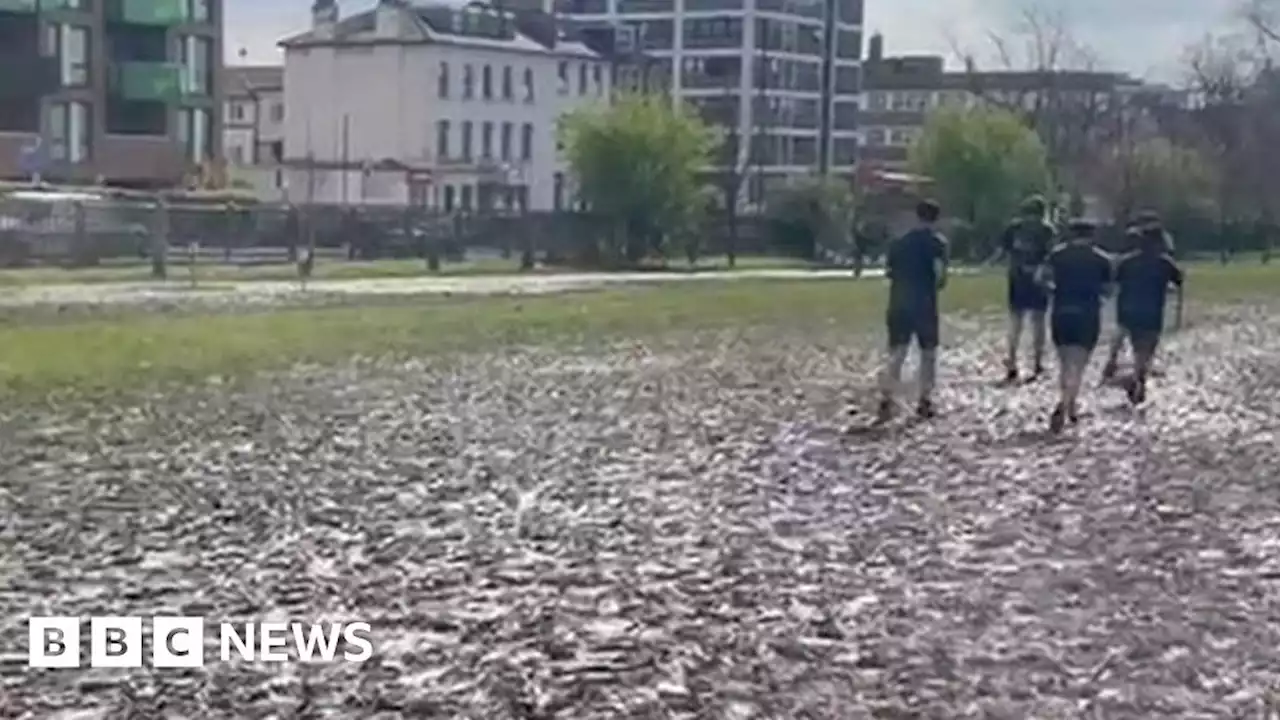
left=1113, top=225, right=1185, bottom=405
left=996, top=195, right=1057, bottom=384
left=876, top=199, right=949, bottom=423
left=1039, top=219, right=1113, bottom=432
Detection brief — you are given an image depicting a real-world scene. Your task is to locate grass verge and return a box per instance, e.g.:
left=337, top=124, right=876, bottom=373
left=0, top=255, right=813, bottom=287
left=0, top=262, right=1276, bottom=398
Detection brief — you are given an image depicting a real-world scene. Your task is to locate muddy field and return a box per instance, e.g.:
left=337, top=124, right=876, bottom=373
left=2, top=304, right=1279, bottom=718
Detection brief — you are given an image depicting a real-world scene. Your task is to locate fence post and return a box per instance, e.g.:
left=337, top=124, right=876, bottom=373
left=150, top=198, right=168, bottom=279
left=72, top=201, right=87, bottom=267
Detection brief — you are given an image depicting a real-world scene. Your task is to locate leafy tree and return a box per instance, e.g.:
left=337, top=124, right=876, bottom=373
left=559, top=94, right=716, bottom=265
left=765, top=175, right=856, bottom=261
left=910, top=105, right=1051, bottom=255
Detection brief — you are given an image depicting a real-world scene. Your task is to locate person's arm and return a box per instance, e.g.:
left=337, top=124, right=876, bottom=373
left=1034, top=251, right=1056, bottom=290
left=934, top=233, right=950, bottom=289
left=884, top=237, right=897, bottom=280
left=1165, top=255, right=1185, bottom=288
left=1099, top=250, right=1116, bottom=298
left=986, top=223, right=1013, bottom=266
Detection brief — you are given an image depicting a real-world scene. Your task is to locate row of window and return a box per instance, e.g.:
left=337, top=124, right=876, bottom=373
left=437, top=60, right=608, bottom=101
left=435, top=119, right=537, bottom=163
left=41, top=24, right=215, bottom=95
left=863, top=126, right=918, bottom=147
left=41, top=102, right=214, bottom=165
left=226, top=100, right=284, bottom=125
left=436, top=174, right=581, bottom=212
left=864, top=88, right=1115, bottom=113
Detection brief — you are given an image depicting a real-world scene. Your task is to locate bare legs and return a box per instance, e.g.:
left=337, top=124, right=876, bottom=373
left=878, top=344, right=938, bottom=421
left=1005, top=310, right=1047, bottom=381
left=1051, top=345, right=1091, bottom=431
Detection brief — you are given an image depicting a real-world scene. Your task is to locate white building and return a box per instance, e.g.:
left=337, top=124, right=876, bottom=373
left=279, top=0, right=623, bottom=211
left=560, top=0, right=863, bottom=201
left=221, top=65, right=287, bottom=200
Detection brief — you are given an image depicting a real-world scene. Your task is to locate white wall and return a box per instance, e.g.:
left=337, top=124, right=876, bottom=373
left=284, top=38, right=613, bottom=210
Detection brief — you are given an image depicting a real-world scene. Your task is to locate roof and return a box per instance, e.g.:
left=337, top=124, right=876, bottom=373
left=278, top=2, right=610, bottom=60
left=865, top=54, right=1134, bottom=93
left=222, top=65, right=283, bottom=96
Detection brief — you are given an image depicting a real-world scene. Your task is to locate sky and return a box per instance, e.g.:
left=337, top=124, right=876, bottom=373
left=225, top=0, right=1244, bottom=82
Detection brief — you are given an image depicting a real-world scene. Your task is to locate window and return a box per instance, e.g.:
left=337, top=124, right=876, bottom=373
left=443, top=185, right=456, bottom=212
left=460, top=185, right=473, bottom=211
left=481, top=121, right=493, bottom=158
left=482, top=65, right=493, bottom=99
left=48, top=103, right=88, bottom=162
left=592, top=63, right=603, bottom=94
left=51, top=25, right=89, bottom=87
left=578, top=62, right=588, bottom=94
left=189, top=0, right=211, bottom=22
left=521, top=122, right=533, bottom=161
left=557, top=61, right=569, bottom=94
left=438, top=61, right=450, bottom=97
left=180, top=35, right=213, bottom=95
left=502, top=66, right=513, bottom=100
left=866, top=128, right=885, bottom=146
left=523, top=67, right=535, bottom=103
left=178, top=107, right=212, bottom=163
left=228, top=145, right=244, bottom=164
left=867, top=91, right=886, bottom=110
left=461, top=120, right=473, bottom=160
left=436, top=120, right=450, bottom=159
left=553, top=172, right=565, bottom=210
left=463, top=64, right=474, bottom=98
left=269, top=102, right=283, bottom=122
left=228, top=102, right=245, bottom=122
left=500, top=122, right=512, bottom=161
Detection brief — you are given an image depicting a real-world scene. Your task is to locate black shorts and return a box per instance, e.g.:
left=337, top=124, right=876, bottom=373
left=1051, top=310, right=1101, bottom=349
left=1009, top=277, right=1049, bottom=312
left=1119, top=313, right=1163, bottom=356
left=886, top=306, right=939, bottom=350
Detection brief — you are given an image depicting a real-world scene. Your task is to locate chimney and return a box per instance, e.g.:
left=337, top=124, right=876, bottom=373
left=868, top=32, right=883, bottom=62
left=312, top=0, right=338, bottom=38
left=376, top=0, right=406, bottom=39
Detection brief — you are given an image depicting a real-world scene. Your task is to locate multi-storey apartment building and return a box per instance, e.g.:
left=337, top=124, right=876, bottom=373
left=0, top=0, right=222, bottom=187
left=560, top=0, right=863, bottom=201
left=860, top=33, right=1138, bottom=172
left=280, top=0, right=647, bottom=211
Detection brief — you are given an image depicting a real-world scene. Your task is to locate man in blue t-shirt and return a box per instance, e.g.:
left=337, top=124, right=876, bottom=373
left=996, top=196, right=1057, bottom=383
left=877, top=199, right=949, bottom=423
left=1113, top=227, right=1185, bottom=404
left=1039, top=219, right=1113, bottom=432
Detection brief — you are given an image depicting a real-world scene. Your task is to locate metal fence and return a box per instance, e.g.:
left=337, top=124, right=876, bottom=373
left=0, top=194, right=785, bottom=269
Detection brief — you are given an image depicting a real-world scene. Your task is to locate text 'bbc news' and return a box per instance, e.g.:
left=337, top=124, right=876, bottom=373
left=28, top=617, right=374, bottom=668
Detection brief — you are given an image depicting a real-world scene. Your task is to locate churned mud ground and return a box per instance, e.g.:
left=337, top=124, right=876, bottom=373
left=2, top=304, right=1279, bottom=718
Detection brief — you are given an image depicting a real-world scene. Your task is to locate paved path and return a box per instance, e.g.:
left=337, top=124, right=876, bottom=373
left=0, top=268, right=881, bottom=308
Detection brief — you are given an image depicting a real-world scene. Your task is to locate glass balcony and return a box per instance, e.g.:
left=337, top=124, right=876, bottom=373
left=112, top=61, right=183, bottom=101
left=107, top=0, right=187, bottom=25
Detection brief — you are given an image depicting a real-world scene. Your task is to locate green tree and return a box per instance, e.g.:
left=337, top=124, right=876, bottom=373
left=559, top=94, right=716, bottom=265
left=910, top=105, right=1051, bottom=256
left=765, top=175, right=856, bottom=261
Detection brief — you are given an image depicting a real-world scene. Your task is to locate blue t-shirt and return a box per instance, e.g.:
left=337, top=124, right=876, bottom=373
left=887, top=227, right=948, bottom=312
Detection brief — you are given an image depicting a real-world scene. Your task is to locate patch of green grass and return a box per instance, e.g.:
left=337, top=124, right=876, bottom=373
left=0, top=254, right=814, bottom=287
left=0, top=262, right=1275, bottom=398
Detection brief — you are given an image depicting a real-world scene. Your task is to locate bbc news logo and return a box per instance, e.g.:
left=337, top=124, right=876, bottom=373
left=28, top=617, right=374, bottom=668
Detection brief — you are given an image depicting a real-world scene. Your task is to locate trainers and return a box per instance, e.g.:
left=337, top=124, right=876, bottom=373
left=916, top=398, right=937, bottom=419
left=1049, top=403, right=1067, bottom=433
left=1003, top=367, right=1019, bottom=385
left=1029, top=364, right=1046, bottom=382
left=874, top=398, right=894, bottom=424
